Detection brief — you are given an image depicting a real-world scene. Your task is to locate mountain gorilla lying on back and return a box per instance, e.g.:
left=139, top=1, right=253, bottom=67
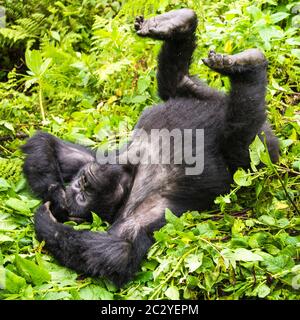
left=22, top=9, right=279, bottom=286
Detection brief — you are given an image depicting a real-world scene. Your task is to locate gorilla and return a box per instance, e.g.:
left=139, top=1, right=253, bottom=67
left=21, top=9, right=279, bottom=286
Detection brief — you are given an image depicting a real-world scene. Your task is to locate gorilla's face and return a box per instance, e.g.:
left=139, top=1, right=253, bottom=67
left=65, top=162, right=132, bottom=222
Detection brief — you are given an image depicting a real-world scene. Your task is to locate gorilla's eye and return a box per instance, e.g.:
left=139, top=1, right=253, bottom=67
left=76, top=192, right=87, bottom=205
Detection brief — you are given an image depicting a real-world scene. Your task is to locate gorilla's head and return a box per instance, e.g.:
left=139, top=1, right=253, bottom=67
left=65, top=162, right=132, bottom=222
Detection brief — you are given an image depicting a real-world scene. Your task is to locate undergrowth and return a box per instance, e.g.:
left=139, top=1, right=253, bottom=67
left=0, top=0, right=299, bottom=300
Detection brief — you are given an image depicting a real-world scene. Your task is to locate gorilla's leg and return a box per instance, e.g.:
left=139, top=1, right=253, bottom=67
left=203, top=49, right=279, bottom=172
left=22, top=131, right=95, bottom=220
left=135, top=9, right=220, bottom=100
left=34, top=194, right=169, bottom=286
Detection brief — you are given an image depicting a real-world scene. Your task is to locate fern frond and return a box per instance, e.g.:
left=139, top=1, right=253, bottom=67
left=0, top=158, right=23, bottom=184
left=0, top=12, right=45, bottom=47
left=0, top=27, right=29, bottom=46
left=16, top=13, right=45, bottom=35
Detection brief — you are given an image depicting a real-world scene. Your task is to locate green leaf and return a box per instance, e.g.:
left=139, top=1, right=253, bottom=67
left=291, top=49, right=300, bottom=60
left=270, top=12, right=289, bottom=24
left=51, top=30, right=61, bottom=42
left=0, top=266, right=26, bottom=293
left=185, top=253, right=203, bottom=272
left=255, top=283, right=271, bottom=298
left=233, top=248, right=263, bottom=262
left=0, top=121, right=15, bottom=132
left=232, top=219, right=246, bottom=235
left=137, top=76, right=151, bottom=94
left=0, top=178, right=10, bottom=191
left=15, top=255, right=51, bottom=286
left=165, top=286, right=180, bottom=300
left=43, top=291, right=71, bottom=300
left=129, top=95, right=148, bottom=104
left=79, top=284, right=114, bottom=300
left=0, top=234, right=14, bottom=243
left=5, top=198, right=31, bottom=215
left=264, top=255, right=295, bottom=274
left=249, top=232, right=269, bottom=248
left=259, top=215, right=276, bottom=226
left=165, top=208, right=178, bottom=224
left=249, top=135, right=265, bottom=169
left=292, top=160, right=300, bottom=172
left=91, top=212, right=103, bottom=229
left=197, top=221, right=218, bottom=238
left=165, top=208, right=184, bottom=230
left=233, top=168, right=252, bottom=187
left=39, top=58, right=52, bottom=76
left=25, top=49, right=43, bottom=76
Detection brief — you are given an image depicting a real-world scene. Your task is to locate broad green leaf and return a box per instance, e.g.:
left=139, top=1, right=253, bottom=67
left=165, top=208, right=184, bottom=230
left=15, top=255, right=51, bottom=286
left=165, top=286, right=180, bottom=300
left=292, top=160, right=300, bottom=172
left=0, top=178, right=10, bottom=191
left=43, top=291, right=71, bottom=300
left=137, top=76, right=151, bottom=94
left=0, top=220, right=18, bottom=231
left=259, top=215, right=276, bottom=226
left=247, top=6, right=263, bottom=20
left=50, top=30, right=60, bottom=42
left=129, top=95, right=148, bottom=104
left=232, top=219, right=246, bottom=235
left=165, top=208, right=178, bottom=224
left=79, top=284, right=114, bottom=300
left=249, top=232, right=269, bottom=248
left=0, top=234, right=14, bottom=243
left=233, top=168, right=252, bottom=187
left=264, top=255, right=295, bottom=274
left=197, top=221, right=218, bottom=238
left=0, top=266, right=26, bottom=293
left=291, top=49, right=300, bottom=60
left=5, top=198, right=31, bottom=215
left=25, top=50, right=43, bottom=76
left=255, top=283, right=271, bottom=298
left=270, top=12, right=289, bottom=24
left=276, top=218, right=290, bottom=228
left=279, top=139, right=294, bottom=149
left=39, top=58, right=52, bottom=76
left=0, top=121, right=15, bottom=132
left=249, top=135, right=265, bottom=169
left=233, top=248, right=263, bottom=262
left=185, top=253, right=203, bottom=272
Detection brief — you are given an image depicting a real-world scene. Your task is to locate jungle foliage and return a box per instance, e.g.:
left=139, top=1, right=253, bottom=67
left=0, top=0, right=299, bottom=300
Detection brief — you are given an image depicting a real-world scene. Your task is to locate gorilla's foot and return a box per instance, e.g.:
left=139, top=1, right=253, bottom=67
left=134, top=8, right=196, bottom=40
left=202, top=49, right=267, bottom=75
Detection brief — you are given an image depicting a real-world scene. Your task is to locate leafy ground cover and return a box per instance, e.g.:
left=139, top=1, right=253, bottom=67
left=0, top=0, right=299, bottom=300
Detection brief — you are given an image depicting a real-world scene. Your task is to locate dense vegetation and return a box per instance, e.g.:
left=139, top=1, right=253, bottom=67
left=0, top=0, right=299, bottom=300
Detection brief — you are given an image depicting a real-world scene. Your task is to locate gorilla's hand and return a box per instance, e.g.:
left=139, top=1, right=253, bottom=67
left=47, top=184, right=69, bottom=222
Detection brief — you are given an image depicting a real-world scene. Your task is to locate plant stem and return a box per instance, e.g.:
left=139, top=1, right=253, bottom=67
left=38, top=84, right=46, bottom=123
left=149, top=247, right=197, bottom=299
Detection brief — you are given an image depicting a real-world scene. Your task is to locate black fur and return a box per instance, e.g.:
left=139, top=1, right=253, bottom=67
left=22, top=9, right=279, bottom=287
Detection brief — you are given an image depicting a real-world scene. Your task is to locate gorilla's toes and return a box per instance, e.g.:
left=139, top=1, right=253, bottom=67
left=134, top=16, right=144, bottom=31
left=203, top=49, right=267, bottom=75
left=134, top=9, right=196, bottom=40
